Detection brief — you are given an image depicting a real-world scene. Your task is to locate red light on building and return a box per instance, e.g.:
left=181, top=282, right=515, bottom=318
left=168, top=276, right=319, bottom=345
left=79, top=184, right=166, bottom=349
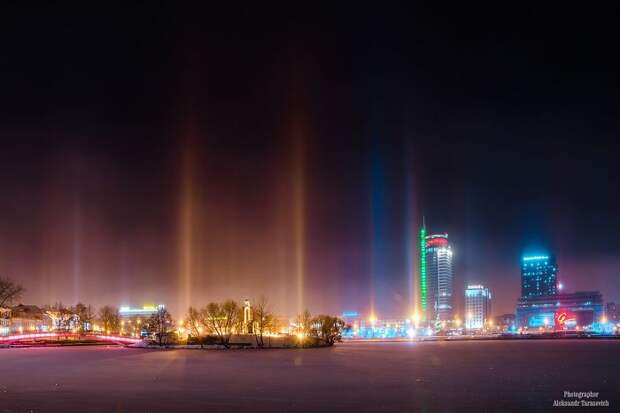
left=555, top=310, right=576, bottom=331
left=556, top=312, right=568, bottom=325
left=426, top=238, right=448, bottom=247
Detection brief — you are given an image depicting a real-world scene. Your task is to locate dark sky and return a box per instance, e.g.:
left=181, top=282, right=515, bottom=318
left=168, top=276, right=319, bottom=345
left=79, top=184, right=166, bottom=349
left=1, top=4, right=618, bottom=318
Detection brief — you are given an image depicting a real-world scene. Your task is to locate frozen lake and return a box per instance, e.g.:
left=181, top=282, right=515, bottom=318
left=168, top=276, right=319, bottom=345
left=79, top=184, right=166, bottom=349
left=1, top=340, right=618, bottom=412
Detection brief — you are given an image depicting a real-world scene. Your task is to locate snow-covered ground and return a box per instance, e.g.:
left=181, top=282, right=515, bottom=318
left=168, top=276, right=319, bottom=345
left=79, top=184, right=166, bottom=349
left=0, top=340, right=618, bottom=412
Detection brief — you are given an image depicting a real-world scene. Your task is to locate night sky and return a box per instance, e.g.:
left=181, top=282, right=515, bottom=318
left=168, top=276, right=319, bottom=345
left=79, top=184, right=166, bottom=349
left=1, top=4, right=618, bottom=318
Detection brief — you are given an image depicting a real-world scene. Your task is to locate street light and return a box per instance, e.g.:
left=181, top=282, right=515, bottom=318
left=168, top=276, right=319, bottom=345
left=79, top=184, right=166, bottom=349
left=412, top=312, right=421, bottom=327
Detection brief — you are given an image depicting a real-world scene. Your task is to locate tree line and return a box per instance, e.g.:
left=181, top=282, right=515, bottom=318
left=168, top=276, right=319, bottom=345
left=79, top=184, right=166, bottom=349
left=1, top=277, right=345, bottom=348
left=184, top=297, right=345, bottom=348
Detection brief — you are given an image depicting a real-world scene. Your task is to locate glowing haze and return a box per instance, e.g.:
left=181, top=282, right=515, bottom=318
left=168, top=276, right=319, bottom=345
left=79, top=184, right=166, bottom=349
left=1, top=4, right=619, bottom=318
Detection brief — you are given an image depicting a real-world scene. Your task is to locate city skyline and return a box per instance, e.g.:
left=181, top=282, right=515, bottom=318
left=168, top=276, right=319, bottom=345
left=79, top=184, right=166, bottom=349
left=6, top=241, right=615, bottom=320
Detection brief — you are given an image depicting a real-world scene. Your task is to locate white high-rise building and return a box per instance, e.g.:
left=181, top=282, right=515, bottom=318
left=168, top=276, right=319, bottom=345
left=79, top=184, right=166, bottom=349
left=425, top=233, right=454, bottom=323
left=465, top=285, right=492, bottom=330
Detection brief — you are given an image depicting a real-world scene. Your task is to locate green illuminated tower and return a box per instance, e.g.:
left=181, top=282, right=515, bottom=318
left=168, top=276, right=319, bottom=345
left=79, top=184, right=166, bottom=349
left=419, top=222, right=427, bottom=320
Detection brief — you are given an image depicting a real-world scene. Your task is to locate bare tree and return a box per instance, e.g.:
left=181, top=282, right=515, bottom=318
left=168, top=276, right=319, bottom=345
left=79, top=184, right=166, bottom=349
left=311, top=315, right=345, bottom=346
left=145, top=306, right=174, bottom=346
left=44, top=302, right=77, bottom=332
left=72, top=303, right=95, bottom=333
left=0, top=278, right=24, bottom=308
left=296, top=309, right=312, bottom=333
left=203, top=300, right=241, bottom=348
left=252, top=296, right=276, bottom=348
left=98, top=305, right=121, bottom=334
left=185, top=306, right=205, bottom=348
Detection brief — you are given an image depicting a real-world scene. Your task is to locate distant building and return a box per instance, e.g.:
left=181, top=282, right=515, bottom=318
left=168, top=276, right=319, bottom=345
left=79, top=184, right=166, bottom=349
left=424, top=232, right=454, bottom=323
left=10, top=304, right=54, bottom=333
left=118, top=305, right=164, bottom=336
left=516, top=291, right=604, bottom=329
left=0, top=307, right=10, bottom=335
left=606, top=302, right=618, bottom=323
left=341, top=312, right=361, bottom=336
left=346, top=318, right=413, bottom=339
left=119, top=305, right=164, bottom=319
left=494, top=314, right=516, bottom=332
left=465, top=285, right=492, bottom=330
left=521, top=255, right=558, bottom=298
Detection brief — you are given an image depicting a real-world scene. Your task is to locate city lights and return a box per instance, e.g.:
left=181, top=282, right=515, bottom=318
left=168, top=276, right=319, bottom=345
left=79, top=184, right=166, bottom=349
left=0, top=5, right=617, bottom=412
left=522, top=255, right=549, bottom=261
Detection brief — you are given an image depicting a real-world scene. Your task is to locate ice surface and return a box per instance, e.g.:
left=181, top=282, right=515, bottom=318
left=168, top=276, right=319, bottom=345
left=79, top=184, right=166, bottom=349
left=0, top=340, right=618, bottom=412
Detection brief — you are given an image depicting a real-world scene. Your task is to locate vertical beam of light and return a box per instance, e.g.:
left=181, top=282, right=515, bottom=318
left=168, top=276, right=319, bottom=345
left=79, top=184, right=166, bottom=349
left=178, top=140, right=194, bottom=315
left=72, top=194, right=81, bottom=305
left=404, top=171, right=415, bottom=318
left=369, top=142, right=384, bottom=319
left=292, top=135, right=305, bottom=316
left=403, top=141, right=419, bottom=318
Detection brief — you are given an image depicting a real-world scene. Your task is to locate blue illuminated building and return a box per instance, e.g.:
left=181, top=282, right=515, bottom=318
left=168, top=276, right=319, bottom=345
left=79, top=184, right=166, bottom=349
left=516, top=252, right=608, bottom=331
left=521, top=255, right=557, bottom=297
left=341, top=315, right=434, bottom=339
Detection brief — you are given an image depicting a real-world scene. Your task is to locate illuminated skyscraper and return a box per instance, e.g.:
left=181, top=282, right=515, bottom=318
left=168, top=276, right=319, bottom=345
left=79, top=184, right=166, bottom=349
left=521, top=255, right=557, bottom=298
left=465, top=285, right=491, bottom=330
left=425, top=233, right=454, bottom=322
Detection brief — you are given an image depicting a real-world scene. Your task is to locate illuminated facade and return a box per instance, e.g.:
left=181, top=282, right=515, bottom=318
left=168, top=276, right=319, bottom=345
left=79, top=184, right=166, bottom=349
left=0, top=307, right=10, bottom=336
left=419, top=226, right=427, bottom=319
left=521, top=255, right=557, bottom=297
left=342, top=317, right=427, bottom=339
left=516, top=291, right=604, bottom=329
left=606, top=302, right=618, bottom=323
left=425, top=233, right=454, bottom=322
left=8, top=305, right=53, bottom=334
left=465, top=285, right=491, bottom=330
left=119, top=305, right=164, bottom=318
left=494, top=313, right=516, bottom=332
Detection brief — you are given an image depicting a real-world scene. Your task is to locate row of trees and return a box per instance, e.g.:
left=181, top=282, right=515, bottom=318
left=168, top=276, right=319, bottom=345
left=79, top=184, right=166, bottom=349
left=295, top=310, right=345, bottom=347
left=2, top=277, right=344, bottom=348
left=1, top=277, right=167, bottom=338
left=184, top=298, right=344, bottom=349
left=38, top=302, right=122, bottom=334
left=185, top=299, right=267, bottom=348
left=39, top=302, right=169, bottom=341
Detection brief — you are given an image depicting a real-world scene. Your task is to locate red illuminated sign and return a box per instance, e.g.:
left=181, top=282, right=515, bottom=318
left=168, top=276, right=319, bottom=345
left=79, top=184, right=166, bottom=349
left=556, top=312, right=568, bottom=325
left=555, top=310, right=576, bottom=331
